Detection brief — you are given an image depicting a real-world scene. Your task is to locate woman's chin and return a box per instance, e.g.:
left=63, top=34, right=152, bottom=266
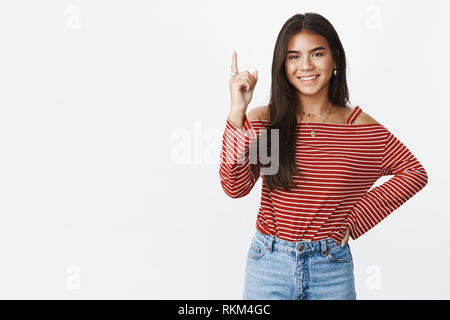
left=296, top=83, right=327, bottom=96
left=297, top=88, right=320, bottom=96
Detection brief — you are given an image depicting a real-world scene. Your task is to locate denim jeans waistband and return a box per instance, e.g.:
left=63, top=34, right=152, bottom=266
left=254, top=228, right=342, bottom=255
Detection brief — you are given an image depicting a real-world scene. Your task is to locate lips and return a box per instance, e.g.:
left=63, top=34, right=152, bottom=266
left=297, top=74, right=320, bottom=83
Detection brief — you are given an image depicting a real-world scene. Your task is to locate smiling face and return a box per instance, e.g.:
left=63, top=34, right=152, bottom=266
left=285, top=30, right=336, bottom=97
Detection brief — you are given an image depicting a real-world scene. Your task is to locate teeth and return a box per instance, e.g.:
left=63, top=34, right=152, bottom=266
left=300, top=75, right=318, bottom=80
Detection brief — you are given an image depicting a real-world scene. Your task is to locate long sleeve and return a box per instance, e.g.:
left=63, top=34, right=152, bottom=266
left=346, top=126, right=429, bottom=240
left=219, top=114, right=261, bottom=198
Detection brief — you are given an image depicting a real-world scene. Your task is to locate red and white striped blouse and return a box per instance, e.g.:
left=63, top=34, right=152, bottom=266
left=219, top=106, right=428, bottom=244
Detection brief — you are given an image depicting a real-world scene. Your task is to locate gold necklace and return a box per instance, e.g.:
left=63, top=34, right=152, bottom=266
left=300, top=107, right=330, bottom=118
left=300, top=103, right=332, bottom=137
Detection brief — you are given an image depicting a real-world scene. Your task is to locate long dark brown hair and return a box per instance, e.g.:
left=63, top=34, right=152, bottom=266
left=251, top=12, right=350, bottom=192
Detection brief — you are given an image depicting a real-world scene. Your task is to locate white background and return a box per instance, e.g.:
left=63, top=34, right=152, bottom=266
left=0, top=0, right=447, bottom=299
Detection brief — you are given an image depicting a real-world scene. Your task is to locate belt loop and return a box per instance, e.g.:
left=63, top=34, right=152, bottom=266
left=320, top=239, right=328, bottom=255
left=266, top=235, right=274, bottom=253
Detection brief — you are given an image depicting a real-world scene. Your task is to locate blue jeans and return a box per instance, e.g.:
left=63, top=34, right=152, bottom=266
left=243, top=229, right=356, bottom=300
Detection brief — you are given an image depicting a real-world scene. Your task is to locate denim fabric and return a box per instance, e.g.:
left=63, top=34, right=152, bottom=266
left=243, top=229, right=356, bottom=300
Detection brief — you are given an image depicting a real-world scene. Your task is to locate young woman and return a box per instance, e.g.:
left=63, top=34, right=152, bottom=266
left=219, top=12, right=428, bottom=300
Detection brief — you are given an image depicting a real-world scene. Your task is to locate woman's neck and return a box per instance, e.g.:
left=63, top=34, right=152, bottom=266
left=298, top=95, right=331, bottom=115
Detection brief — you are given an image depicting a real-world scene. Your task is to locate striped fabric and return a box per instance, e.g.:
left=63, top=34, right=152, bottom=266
left=219, top=106, right=428, bottom=244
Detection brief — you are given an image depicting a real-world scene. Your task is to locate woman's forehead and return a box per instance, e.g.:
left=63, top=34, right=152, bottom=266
left=287, top=31, right=329, bottom=51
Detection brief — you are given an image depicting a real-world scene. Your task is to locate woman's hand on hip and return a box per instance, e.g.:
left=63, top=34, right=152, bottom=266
left=341, top=226, right=350, bottom=247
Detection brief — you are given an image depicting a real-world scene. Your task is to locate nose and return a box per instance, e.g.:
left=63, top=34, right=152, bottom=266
left=299, top=56, right=313, bottom=71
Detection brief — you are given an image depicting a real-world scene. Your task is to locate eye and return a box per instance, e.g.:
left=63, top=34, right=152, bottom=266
left=312, top=52, right=323, bottom=57
left=289, top=55, right=299, bottom=59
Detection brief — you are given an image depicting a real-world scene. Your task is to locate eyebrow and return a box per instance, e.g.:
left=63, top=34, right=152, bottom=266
left=286, top=46, right=326, bottom=54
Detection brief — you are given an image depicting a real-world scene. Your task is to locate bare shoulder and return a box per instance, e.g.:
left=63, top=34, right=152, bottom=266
left=353, top=110, right=380, bottom=125
left=247, top=105, right=270, bottom=122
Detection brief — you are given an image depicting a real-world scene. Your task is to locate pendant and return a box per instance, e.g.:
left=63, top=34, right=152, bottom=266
left=311, top=130, right=316, bottom=137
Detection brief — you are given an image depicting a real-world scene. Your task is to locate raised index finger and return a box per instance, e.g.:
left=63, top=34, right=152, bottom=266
left=231, top=51, right=238, bottom=75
